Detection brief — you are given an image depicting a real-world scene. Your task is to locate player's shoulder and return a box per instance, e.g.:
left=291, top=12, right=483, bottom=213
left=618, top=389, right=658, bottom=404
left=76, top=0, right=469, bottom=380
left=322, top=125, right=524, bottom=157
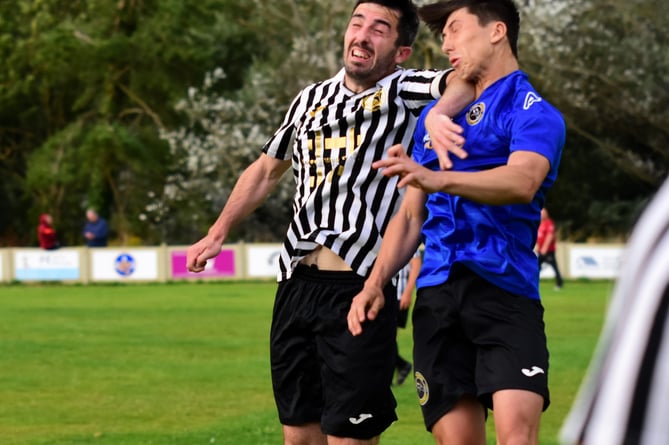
left=505, top=72, right=564, bottom=126
left=510, top=72, right=560, bottom=112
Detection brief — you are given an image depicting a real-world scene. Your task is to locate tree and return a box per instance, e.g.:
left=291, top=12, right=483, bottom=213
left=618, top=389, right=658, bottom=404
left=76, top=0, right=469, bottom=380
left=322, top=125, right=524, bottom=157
left=159, top=0, right=353, bottom=243
left=5, top=0, right=665, bottom=245
left=0, top=0, right=262, bottom=246
left=519, top=0, right=668, bottom=239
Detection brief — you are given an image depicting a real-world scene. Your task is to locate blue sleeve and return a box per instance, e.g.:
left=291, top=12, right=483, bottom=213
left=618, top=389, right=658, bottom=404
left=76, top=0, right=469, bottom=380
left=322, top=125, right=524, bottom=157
left=510, top=91, right=566, bottom=170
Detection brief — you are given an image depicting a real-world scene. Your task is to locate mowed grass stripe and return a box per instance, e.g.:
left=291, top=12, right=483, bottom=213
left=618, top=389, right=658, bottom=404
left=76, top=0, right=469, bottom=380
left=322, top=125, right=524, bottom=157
left=0, top=280, right=611, bottom=444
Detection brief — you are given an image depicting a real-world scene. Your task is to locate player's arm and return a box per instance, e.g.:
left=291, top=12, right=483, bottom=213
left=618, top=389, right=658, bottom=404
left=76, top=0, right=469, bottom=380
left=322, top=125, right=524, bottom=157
left=399, top=254, right=421, bottom=310
left=429, top=150, right=549, bottom=204
left=348, top=177, right=427, bottom=336
left=375, top=146, right=550, bottom=205
left=426, top=71, right=475, bottom=170
left=187, top=153, right=291, bottom=272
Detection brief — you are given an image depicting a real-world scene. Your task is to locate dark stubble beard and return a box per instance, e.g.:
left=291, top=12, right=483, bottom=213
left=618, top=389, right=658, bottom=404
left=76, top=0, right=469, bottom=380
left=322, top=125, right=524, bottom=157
left=343, top=46, right=398, bottom=90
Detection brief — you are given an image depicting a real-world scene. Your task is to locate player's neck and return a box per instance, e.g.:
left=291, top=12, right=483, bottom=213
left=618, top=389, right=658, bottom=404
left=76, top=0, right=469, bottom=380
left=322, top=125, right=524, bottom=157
left=473, top=55, right=519, bottom=98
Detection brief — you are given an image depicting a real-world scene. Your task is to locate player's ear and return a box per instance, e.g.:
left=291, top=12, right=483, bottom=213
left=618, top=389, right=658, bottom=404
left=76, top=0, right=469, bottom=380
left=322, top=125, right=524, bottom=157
left=490, top=21, right=507, bottom=45
left=395, top=46, right=413, bottom=64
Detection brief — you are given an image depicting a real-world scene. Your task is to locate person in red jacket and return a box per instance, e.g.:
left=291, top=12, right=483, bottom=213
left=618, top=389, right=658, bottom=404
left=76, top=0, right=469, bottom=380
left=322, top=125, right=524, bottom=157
left=37, top=213, right=59, bottom=250
left=536, top=207, right=564, bottom=289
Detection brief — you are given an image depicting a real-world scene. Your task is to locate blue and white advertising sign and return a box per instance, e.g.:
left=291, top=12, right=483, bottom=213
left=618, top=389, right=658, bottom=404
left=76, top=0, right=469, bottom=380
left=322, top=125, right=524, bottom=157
left=14, top=249, right=80, bottom=281
left=90, top=249, right=159, bottom=281
left=246, top=244, right=282, bottom=278
left=569, top=245, right=624, bottom=279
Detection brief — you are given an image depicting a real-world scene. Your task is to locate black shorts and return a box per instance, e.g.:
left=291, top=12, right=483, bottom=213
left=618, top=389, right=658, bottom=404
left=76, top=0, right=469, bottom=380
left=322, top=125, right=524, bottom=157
left=412, top=266, right=550, bottom=431
left=270, top=264, right=398, bottom=439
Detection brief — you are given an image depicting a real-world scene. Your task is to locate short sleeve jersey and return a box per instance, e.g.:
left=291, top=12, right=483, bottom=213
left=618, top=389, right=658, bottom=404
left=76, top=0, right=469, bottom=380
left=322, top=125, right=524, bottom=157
left=263, top=67, right=446, bottom=281
left=412, top=70, right=565, bottom=300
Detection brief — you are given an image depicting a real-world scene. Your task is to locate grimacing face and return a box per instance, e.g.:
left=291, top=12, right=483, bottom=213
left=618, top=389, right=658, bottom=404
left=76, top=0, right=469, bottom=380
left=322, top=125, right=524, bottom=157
left=342, top=3, right=409, bottom=92
left=440, top=7, right=497, bottom=83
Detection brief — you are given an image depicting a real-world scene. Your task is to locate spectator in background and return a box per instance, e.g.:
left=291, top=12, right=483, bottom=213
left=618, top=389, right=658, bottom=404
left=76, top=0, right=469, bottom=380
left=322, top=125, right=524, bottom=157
left=37, top=213, right=59, bottom=250
left=536, top=207, right=564, bottom=289
left=83, top=209, right=109, bottom=247
left=394, top=249, right=421, bottom=386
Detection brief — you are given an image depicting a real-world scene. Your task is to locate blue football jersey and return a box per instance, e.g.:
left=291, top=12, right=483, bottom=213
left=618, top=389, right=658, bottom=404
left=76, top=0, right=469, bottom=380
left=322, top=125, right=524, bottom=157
left=413, top=70, right=565, bottom=299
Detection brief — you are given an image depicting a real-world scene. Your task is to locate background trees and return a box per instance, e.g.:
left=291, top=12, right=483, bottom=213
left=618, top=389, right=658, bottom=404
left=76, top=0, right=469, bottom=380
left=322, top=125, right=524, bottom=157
left=1, top=0, right=261, bottom=246
left=1, top=0, right=666, bottom=246
left=520, top=0, right=667, bottom=239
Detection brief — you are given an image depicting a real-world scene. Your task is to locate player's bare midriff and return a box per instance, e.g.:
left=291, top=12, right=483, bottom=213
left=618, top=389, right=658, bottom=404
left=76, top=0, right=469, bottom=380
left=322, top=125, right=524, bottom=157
left=299, top=245, right=352, bottom=271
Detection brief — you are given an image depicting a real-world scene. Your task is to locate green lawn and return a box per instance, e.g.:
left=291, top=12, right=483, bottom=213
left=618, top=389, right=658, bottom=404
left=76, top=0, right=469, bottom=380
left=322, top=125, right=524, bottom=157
left=0, top=280, right=613, bottom=444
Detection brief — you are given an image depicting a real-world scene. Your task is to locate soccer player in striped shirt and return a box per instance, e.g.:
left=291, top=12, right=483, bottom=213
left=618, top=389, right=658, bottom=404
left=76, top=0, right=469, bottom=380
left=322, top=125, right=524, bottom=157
left=561, top=178, right=669, bottom=445
left=186, top=1, right=474, bottom=443
left=348, top=1, right=565, bottom=444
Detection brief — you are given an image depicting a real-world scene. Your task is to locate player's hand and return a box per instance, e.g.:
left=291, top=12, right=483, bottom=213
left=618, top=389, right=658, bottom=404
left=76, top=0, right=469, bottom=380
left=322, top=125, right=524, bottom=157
left=425, top=107, right=467, bottom=170
left=374, top=145, right=445, bottom=193
left=399, top=292, right=412, bottom=311
left=186, top=235, right=222, bottom=273
left=347, top=285, right=386, bottom=336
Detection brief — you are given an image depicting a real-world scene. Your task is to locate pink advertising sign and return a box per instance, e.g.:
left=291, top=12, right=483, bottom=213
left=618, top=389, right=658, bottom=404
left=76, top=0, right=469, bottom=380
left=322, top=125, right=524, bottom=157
left=170, top=249, right=236, bottom=279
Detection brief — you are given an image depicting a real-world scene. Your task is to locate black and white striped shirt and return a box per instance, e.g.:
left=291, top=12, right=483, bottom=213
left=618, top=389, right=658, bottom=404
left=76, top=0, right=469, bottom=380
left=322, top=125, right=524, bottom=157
left=263, top=67, right=446, bottom=281
left=561, top=178, right=669, bottom=444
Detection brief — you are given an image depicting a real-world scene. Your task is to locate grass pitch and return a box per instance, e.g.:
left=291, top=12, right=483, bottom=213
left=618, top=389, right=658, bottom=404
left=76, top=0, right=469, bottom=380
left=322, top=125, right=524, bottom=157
left=0, top=280, right=612, bottom=444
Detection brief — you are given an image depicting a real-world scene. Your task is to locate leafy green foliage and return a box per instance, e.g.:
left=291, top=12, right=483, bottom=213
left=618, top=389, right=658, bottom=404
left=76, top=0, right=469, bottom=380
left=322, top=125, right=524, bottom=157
left=1, top=0, right=665, bottom=245
left=0, top=0, right=261, bottom=246
left=520, top=0, right=667, bottom=239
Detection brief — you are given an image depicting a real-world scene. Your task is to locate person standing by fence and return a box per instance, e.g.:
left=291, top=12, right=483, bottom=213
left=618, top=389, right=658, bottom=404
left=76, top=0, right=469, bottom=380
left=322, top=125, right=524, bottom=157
left=536, top=207, right=564, bottom=289
left=37, top=213, right=59, bottom=250
left=83, top=209, right=109, bottom=247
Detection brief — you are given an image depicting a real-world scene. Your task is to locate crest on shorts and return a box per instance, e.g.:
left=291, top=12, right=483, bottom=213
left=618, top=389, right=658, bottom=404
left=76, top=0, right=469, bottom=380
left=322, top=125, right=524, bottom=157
left=466, top=102, right=485, bottom=126
left=415, top=371, right=429, bottom=406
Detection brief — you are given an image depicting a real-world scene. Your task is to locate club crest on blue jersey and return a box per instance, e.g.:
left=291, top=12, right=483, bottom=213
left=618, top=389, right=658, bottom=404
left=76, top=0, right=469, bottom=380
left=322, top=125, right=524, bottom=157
left=422, top=133, right=433, bottom=150
left=466, top=102, right=486, bottom=126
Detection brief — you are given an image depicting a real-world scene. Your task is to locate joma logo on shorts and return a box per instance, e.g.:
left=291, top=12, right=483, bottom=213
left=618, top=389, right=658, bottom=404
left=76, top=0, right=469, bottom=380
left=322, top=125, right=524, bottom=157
left=349, top=413, right=373, bottom=425
left=521, top=366, right=545, bottom=377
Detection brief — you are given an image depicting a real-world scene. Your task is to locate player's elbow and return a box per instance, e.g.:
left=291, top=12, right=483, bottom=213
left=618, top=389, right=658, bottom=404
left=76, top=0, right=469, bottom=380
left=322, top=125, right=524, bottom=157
left=515, top=188, right=536, bottom=204
left=509, top=178, right=541, bottom=204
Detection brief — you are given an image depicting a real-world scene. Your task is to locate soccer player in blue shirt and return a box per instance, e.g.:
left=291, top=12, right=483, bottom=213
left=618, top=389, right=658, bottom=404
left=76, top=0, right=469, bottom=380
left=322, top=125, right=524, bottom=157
left=348, top=1, right=565, bottom=444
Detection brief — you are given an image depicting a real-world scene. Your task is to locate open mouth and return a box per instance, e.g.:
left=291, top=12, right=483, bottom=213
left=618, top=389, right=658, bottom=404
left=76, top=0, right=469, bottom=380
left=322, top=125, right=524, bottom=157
left=351, top=47, right=372, bottom=61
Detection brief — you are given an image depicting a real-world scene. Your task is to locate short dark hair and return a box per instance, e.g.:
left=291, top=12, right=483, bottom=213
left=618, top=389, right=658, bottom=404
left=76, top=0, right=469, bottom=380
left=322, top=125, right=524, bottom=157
left=354, top=0, right=420, bottom=47
left=418, top=0, right=520, bottom=58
